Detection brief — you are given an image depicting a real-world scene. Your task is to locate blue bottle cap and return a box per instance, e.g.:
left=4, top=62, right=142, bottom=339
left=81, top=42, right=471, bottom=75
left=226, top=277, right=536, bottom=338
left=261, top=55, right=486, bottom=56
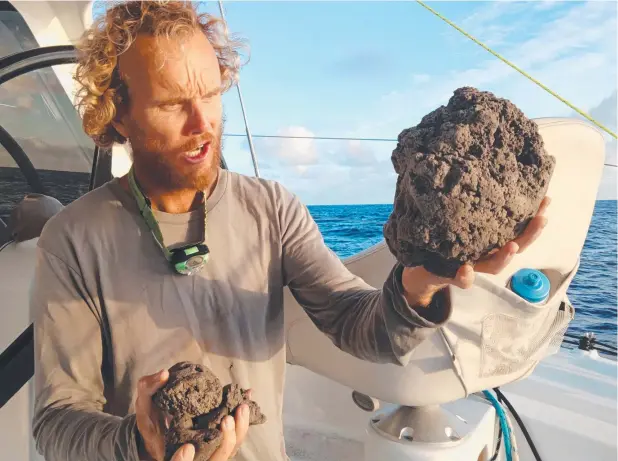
left=510, top=269, right=550, bottom=303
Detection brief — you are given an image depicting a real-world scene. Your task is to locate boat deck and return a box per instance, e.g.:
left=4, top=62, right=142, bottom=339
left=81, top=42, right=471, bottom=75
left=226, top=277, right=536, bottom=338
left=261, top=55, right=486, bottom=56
left=282, top=347, right=617, bottom=461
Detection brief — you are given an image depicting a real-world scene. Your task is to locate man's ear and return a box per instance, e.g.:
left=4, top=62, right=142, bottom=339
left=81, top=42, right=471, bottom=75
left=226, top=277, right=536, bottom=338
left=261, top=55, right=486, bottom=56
left=110, top=78, right=130, bottom=139
left=111, top=116, right=129, bottom=139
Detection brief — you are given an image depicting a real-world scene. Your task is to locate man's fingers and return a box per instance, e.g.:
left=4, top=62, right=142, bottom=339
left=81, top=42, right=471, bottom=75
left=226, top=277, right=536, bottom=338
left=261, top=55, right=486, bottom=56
left=210, top=416, right=237, bottom=461
left=411, top=265, right=469, bottom=293
left=537, top=196, right=551, bottom=216
left=475, top=242, right=519, bottom=274
left=511, top=196, right=550, bottom=254
left=452, top=264, right=475, bottom=289
left=165, top=413, right=173, bottom=429
left=230, top=404, right=250, bottom=457
left=135, top=369, right=169, bottom=429
left=467, top=197, right=549, bottom=276
left=136, top=370, right=169, bottom=421
left=212, top=405, right=251, bottom=460
left=171, top=444, right=195, bottom=461
left=138, top=369, right=170, bottom=398
left=402, top=197, right=552, bottom=292
left=513, top=215, right=547, bottom=254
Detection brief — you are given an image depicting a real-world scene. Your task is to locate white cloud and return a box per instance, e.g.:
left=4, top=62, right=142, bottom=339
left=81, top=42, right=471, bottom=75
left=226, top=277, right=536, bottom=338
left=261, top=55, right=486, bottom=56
left=345, top=140, right=377, bottom=166
left=353, top=1, right=617, bottom=200
left=359, top=1, right=616, bottom=138
left=412, top=74, right=431, bottom=84
left=589, top=90, right=617, bottom=137
left=569, top=90, right=617, bottom=199
left=269, top=160, right=397, bottom=206
left=532, top=1, right=563, bottom=13
left=221, top=135, right=258, bottom=177
left=264, top=126, right=318, bottom=167
left=325, top=139, right=378, bottom=167
left=588, top=91, right=617, bottom=199
left=597, top=168, right=617, bottom=201
left=224, top=126, right=322, bottom=181
left=222, top=124, right=398, bottom=204
left=453, top=1, right=529, bottom=48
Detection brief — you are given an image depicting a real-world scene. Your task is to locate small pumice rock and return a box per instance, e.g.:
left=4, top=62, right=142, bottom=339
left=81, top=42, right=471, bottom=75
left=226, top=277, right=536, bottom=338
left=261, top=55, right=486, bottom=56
left=153, top=362, right=223, bottom=418
left=152, top=362, right=267, bottom=461
left=383, top=87, right=555, bottom=278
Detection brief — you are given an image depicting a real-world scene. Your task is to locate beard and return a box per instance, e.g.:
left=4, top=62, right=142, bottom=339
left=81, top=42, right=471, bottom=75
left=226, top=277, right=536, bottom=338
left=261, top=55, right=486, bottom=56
left=127, top=119, right=225, bottom=192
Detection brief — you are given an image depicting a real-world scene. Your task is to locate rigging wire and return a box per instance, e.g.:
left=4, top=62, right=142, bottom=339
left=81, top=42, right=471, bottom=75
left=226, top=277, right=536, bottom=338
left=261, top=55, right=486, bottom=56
left=216, top=0, right=261, bottom=178
left=415, top=0, right=617, bottom=140
left=223, top=133, right=396, bottom=143
left=222, top=133, right=618, bottom=168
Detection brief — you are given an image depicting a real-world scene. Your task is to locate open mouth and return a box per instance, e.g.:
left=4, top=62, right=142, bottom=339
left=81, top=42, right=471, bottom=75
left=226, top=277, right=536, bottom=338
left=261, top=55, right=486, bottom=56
left=183, top=143, right=210, bottom=164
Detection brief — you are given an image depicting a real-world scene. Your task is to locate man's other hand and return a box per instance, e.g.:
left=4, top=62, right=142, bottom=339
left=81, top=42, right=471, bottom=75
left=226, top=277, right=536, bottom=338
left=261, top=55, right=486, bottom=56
left=172, top=444, right=195, bottom=461
left=402, top=196, right=551, bottom=307
left=136, top=373, right=252, bottom=461
left=136, top=369, right=170, bottom=461
left=209, top=392, right=252, bottom=460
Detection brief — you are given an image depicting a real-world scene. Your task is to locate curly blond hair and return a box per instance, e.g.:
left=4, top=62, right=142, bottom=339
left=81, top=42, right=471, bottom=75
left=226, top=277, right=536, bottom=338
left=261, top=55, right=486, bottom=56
left=74, top=1, right=246, bottom=148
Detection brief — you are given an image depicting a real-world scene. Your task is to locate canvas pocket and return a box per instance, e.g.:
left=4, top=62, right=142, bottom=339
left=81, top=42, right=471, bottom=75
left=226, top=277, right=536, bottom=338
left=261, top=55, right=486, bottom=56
left=479, top=300, right=573, bottom=377
left=478, top=260, right=578, bottom=378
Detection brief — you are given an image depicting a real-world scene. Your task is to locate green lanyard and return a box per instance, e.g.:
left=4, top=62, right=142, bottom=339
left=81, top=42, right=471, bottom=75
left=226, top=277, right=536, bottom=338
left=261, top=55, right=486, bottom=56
left=127, top=167, right=210, bottom=275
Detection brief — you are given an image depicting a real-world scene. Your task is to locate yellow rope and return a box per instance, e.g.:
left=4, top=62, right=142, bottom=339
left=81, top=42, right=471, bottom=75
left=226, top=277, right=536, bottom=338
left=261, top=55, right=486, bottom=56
left=416, top=0, right=617, bottom=140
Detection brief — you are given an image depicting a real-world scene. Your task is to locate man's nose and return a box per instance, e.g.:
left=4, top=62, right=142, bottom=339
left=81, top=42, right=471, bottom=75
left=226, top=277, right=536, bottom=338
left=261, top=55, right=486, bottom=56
left=186, top=101, right=213, bottom=136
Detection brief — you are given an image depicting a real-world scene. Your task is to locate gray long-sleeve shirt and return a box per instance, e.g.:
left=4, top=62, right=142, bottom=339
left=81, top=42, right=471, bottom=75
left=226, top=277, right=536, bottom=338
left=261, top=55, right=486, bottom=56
left=30, top=168, right=451, bottom=461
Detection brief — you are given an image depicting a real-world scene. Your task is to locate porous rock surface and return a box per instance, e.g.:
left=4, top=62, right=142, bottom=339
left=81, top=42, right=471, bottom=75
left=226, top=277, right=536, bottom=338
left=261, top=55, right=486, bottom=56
left=383, top=87, right=555, bottom=278
left=153, top=362, right=267, bottom=461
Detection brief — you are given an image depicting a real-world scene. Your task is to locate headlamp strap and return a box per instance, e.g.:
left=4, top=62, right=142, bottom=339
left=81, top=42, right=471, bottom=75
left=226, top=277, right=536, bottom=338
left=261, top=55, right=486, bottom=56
left=127, top=168, right=207, bottom=262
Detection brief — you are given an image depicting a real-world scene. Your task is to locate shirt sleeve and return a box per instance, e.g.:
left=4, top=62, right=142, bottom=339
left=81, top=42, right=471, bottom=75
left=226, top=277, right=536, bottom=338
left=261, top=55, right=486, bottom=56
left=279, top=187, right=452, bottom=366
left=30, top=246, right=140, bottom=461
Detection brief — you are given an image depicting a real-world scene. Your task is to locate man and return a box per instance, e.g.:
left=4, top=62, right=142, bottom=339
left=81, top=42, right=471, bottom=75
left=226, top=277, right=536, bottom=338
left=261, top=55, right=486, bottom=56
left=30, top=2, right=549, bottom=461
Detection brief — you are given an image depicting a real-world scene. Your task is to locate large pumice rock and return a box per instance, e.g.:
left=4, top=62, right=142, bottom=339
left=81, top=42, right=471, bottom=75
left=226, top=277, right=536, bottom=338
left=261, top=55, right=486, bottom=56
left=152, top=362, right=267, bottom=461
left=383, top=87, right=555, bottom=278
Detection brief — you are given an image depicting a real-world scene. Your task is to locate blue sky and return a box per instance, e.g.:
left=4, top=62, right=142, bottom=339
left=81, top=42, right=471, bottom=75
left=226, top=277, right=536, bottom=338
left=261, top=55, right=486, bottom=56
left=97, top=1, right=618, bottom=204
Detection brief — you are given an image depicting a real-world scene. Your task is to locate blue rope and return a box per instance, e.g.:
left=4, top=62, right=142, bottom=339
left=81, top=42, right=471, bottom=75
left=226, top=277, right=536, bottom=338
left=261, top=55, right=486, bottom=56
left=483, top=390, right=513, bottom=461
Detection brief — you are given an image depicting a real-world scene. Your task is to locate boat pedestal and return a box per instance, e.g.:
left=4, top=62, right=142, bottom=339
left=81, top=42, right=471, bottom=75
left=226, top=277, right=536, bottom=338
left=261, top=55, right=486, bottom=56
left=364, top=398, right=498, bottom=461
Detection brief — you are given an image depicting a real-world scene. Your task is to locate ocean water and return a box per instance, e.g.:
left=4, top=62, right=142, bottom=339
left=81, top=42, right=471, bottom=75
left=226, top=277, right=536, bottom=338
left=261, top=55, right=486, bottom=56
left=308, top=201, right=618, bottom=349
left=0, top=168, right=90, bottom=222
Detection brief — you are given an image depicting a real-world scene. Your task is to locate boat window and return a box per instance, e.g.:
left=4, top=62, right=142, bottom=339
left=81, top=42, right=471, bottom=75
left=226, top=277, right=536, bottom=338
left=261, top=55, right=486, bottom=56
left=0, top=63, right=95, bottom=223
left=0, top=150, right=29, bottom=225
left=0, top=3, right=41, bottom=59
